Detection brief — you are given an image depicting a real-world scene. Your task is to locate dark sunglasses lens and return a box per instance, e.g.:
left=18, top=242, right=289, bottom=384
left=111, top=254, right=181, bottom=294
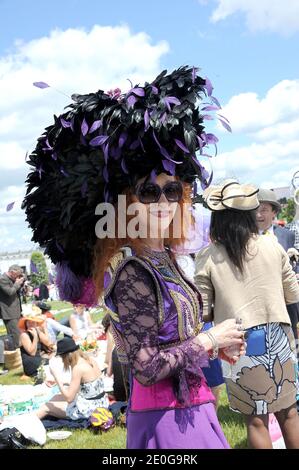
left=164, top=182, right=183, bottom=202
left=138, top=183, right=161, bottom=203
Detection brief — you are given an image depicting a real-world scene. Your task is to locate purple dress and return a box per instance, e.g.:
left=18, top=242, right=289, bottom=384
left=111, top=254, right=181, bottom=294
left=104, top=247, right=229, bottom=449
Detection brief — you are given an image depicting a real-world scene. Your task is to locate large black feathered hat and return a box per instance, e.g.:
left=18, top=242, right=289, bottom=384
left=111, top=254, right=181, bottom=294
left=22, top=66, right=226, bottom=303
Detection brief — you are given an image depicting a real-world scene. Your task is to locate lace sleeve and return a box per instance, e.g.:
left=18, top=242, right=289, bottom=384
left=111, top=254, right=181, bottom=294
left=111, top=260, right=209, bottom=387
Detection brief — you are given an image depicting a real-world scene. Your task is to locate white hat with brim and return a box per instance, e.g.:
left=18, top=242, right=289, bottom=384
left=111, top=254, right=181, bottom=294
left=204, top=179, right=259, bottom=211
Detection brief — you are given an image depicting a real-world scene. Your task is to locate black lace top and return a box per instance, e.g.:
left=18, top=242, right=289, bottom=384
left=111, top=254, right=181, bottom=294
left=109, top=256, right=209, bottom=403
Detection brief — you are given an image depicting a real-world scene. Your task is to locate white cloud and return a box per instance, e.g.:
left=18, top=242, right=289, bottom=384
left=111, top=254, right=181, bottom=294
left=254, top=118, right=299, bottom=142
left=0, top=185, right=35, bottom=252
left=0, top=24, right=169, bottom=169
left=209, top=0, right=299, bottom=35
left=212, top=80, right=299, bottom=189
left=0, top=24, right=169, bottom=251
left=0, top=141, right=27, bottom=169
left=219, top=79, right=299, bottom=138
left=213, top=140, right=299, bottom=188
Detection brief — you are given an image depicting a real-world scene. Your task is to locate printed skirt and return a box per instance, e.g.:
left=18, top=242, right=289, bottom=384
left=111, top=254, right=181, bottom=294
left=223, top=323, right=298, bottom=415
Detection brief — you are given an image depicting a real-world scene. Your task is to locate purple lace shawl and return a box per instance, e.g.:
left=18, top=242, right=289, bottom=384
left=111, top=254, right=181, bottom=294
left=104, top=247, right=210, bottom=407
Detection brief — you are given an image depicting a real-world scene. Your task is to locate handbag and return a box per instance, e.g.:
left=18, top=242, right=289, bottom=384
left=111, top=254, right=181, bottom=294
left=89, top=407, right=114, bottom=432
left=0, top=427, right=31, bottom=449
left=245, top=327, right=266, bottom=356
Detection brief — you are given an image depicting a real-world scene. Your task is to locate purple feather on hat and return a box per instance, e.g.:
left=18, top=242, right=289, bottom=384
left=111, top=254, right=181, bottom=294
left=90, top=135, right=109, bottom=147
left=73, top=277, right=97, bottom=307
left=153, top=131, right=181, bottom=164
left=130, top=87, right=145, bottom=97
left=163, top=96, right=181, bottom=112
left=6, top=202, right=15, bottom=212
left=118, top=132, right=127, bottom=148
left=175, top=139, right=190, bottom=154
left=218, top=117, right=232, bottom=133
left=162, top=159, right=175, bottom=175
left=204, top=77, right=213, bottom=96
left=56, top=262, right=82, bottom=302
left=61, top=117, right=72, bottom=128
left=89, top=120, right=102, bottom=134
left=81, top=118, right=89, bottom=136
left=33, top=81, right=50, bottom=89
left=127, top=95, right=137, bottom=108
left=211, top=96, right=221, bottom=108
left=150, top=169, right=157, bottom=182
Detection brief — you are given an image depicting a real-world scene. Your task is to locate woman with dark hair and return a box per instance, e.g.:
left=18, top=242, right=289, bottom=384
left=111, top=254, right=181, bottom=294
left=195, top=180, right=299, bottom=449
left=23, top=66, right=245, bottom=448
left=19, top=314, right=55, bottom=377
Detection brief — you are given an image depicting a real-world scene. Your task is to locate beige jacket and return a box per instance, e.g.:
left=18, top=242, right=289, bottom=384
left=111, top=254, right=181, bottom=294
left=194, top=235, right=299, bottom=329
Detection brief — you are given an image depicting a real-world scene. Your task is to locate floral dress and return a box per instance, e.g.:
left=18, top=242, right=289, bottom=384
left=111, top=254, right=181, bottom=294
left=224, top=323, right=298, bottom=415
left=66, top=377, right=109, bottom=420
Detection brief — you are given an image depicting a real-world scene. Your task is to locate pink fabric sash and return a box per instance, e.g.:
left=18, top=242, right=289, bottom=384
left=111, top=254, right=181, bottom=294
left=130, top=377, right=215, bottom=411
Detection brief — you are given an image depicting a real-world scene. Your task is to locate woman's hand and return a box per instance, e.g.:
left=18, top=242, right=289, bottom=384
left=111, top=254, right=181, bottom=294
left=28, top=327, right=38, bottom=339
left=210, top=319, right=244, bottom=349
left=203, top=319, right=244, bottom=349
left=219, top=341, right=247, bottom=364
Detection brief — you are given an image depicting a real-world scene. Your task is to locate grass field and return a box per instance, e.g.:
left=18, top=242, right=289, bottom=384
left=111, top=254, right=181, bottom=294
left=1, top=368, right=247, bottom=449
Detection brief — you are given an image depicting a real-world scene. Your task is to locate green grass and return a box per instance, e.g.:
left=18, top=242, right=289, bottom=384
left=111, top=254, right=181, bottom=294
left=0, top=367, right=33, bottom=385
left=38, top=426, right=127, bottom=449
left=1, top=369, right=247, bottom=449
left=217, top=386, right=248, bottom=449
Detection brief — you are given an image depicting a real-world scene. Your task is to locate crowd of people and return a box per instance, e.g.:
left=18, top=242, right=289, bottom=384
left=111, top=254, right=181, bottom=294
left=1, top=65, right=299, bottom=449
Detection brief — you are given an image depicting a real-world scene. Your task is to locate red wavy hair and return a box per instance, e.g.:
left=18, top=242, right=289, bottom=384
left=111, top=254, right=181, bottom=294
left=93, top=180, right=194, bottom=297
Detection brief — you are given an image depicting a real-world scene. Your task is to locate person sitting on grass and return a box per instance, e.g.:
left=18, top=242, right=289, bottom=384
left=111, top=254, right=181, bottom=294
left=19, top=314, right=55, bottom=378
left=37, top=301, right=76, bottom=344
left=69, top=304, right=102, bottom=340
left=36, top=337, right=108, bottom=420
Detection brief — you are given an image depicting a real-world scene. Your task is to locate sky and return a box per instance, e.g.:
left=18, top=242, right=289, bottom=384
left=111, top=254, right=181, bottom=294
left=0, top=0, right=298, bottom=252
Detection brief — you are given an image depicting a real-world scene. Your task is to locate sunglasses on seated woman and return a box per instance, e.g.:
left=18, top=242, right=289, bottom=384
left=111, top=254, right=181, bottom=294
left=136, top=181, right=183, bottom=204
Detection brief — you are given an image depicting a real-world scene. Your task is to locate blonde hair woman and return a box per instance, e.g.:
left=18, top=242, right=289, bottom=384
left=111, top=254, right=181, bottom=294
left=37, top=337, right=108, bottom=420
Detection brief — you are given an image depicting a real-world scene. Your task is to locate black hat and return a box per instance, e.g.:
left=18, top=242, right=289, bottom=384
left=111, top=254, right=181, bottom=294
left=36, top=301, right=51, bottom=311
left=56, top=337, right=79, bottom=355
left=22, top=66, right=227, bottom=304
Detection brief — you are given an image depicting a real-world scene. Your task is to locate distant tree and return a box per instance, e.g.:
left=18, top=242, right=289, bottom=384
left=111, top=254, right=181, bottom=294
left=30, top=251, right=49, bottom=288
left=278, top=198, right=296, bottom=223
left=278, top=197, right=287, bottom=205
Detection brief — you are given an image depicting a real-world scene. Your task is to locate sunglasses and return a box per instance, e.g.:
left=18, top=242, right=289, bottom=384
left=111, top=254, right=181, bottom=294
left=136, top=181, right=183, bottom=204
